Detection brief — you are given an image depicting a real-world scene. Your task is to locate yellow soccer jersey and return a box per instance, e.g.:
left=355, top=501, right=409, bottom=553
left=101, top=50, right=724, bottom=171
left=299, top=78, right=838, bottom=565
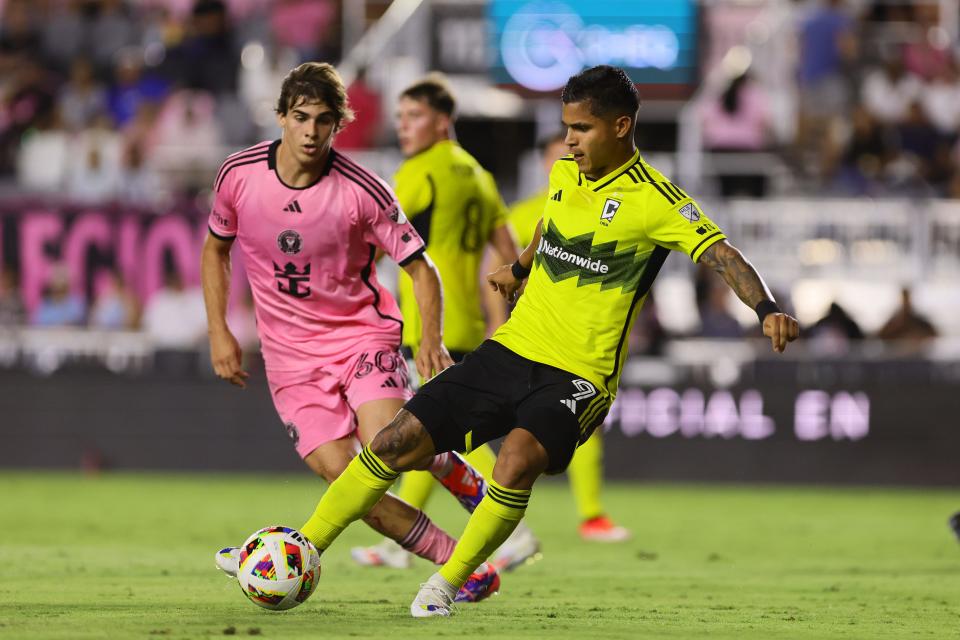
left=395, top=140, right=508, bottom=353
left=493, top=150, right=725, bottom=398
left=508, top=188, right=547, bottom=248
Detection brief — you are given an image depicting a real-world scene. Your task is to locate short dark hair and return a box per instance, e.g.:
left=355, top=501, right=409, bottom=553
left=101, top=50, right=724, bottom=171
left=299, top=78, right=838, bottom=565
left=400, top=74, right=456, bottom=116
left=276, top=62, right=355, bottom=126
left=561, top=65, right=640, bottom=120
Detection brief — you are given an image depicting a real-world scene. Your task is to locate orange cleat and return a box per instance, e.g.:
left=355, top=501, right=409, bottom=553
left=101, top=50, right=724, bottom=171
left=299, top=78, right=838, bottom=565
left=579, top=515, right=631, bottom=542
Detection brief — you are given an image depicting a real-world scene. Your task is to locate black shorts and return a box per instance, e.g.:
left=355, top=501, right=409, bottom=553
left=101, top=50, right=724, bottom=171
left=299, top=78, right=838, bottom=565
left=403, top=340, right=611, bottom=474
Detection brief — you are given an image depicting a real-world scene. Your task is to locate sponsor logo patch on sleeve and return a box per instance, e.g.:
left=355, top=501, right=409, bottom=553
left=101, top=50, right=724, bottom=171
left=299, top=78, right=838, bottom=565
left=678, top=202, right=700, bottom=223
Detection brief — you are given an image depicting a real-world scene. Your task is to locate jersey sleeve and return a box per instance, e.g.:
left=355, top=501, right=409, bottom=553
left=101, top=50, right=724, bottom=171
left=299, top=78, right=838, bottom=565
left=208, top=169, right=238, bottom=239
left=359, top=177, right=426, bottom=266
left=392, top=163, right=434, bottom=218
left=644, top=189, right=726, bottom=263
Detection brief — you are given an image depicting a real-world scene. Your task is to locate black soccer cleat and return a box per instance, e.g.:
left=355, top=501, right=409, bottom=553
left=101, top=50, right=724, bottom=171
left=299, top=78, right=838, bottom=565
left=949, top=512, right=960, bottom=542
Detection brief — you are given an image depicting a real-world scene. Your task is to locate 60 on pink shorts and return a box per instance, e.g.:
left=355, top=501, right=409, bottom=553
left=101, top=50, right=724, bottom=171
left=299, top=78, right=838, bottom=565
left=266, top=346, right=413, bottom=458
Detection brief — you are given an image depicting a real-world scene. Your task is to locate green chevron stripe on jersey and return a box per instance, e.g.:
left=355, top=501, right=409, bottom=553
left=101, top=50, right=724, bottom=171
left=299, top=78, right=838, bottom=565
left=536, top=219, right=659, bottom=293
left=493, top=150, right=727, bottom=398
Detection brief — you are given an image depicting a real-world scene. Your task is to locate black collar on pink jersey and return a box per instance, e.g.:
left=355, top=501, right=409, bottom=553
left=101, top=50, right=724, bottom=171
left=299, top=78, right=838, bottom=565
left=268, top=139, right=335, bottom=190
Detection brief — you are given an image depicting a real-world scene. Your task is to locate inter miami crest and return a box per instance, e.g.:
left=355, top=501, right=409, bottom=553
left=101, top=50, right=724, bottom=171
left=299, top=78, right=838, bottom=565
left=277, top=229, right=302, bottom=255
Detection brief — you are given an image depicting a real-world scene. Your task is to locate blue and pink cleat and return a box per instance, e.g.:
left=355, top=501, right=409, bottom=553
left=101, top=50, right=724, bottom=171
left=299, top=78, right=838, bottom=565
left=454, top=562, right=501, bottom=603
left=436, top=452, right=487, bottom=513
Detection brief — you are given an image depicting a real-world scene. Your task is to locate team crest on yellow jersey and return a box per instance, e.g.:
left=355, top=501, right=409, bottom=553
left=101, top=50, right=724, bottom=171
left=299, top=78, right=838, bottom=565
left=600, top=197, right=622, bottom=226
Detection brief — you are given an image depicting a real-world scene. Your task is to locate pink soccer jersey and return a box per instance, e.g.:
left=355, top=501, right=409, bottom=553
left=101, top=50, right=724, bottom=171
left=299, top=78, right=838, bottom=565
left=208, top=140, right=425, bottom=372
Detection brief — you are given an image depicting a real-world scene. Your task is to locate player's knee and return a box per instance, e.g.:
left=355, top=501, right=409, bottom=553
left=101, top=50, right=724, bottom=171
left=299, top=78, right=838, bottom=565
left=368, top=410, right=434, bottom=471
left=492, top=430, right=549, bottom=489
left=303, top=448, right=349, bottom=483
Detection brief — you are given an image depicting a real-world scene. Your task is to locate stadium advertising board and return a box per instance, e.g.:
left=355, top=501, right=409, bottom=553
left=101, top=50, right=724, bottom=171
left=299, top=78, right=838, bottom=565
left=602, top=381, right=959, bottom=485
left=488, top=0, right=699, bottom=93
left=3, top=367, right=957, bottom=486
left=605, top=387, right=869, bottom=442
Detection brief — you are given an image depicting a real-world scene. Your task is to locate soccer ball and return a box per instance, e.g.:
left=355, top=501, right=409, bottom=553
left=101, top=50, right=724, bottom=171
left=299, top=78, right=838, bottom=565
left=236, top=525, right=321, bottom=611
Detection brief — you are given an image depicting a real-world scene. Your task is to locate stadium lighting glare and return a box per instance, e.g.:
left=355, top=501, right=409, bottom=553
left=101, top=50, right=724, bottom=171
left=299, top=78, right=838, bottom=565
left=798, top=239, right=843, bottom=266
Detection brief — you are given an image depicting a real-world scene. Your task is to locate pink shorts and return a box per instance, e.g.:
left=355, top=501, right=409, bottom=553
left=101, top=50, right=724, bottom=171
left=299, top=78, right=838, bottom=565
left=266, top=346, right=413, bottom=458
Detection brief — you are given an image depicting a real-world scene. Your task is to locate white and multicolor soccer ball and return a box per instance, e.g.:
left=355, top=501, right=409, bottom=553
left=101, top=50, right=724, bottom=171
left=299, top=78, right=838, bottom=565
left=236, top=525, right=321, bottom=611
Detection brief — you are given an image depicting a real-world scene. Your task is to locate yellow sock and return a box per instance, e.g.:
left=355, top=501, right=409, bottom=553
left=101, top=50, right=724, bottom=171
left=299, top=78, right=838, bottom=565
left=438, top=479, right=530, bottom=587
left=300, top=446, right=398, bottom=550
left=396, top=444, right=498, bottom=510
left=396, top=470, right=435, bottom=510
left=567, top=430, right=604, bottom=521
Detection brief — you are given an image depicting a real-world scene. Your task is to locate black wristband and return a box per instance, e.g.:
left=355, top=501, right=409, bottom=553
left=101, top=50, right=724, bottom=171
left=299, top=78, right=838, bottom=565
left=755, top=299, right=781, bottom=324
left=511, top=260, right=531, bottom=280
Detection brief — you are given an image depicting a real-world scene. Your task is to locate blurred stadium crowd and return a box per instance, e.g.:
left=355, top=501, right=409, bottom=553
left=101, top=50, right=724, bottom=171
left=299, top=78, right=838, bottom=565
left=0, top=0, right=955, bottom=368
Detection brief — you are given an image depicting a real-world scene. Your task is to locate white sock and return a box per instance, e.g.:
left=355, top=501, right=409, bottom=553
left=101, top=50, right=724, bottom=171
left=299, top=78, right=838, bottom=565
left=427, top=572, right=458, bottom=599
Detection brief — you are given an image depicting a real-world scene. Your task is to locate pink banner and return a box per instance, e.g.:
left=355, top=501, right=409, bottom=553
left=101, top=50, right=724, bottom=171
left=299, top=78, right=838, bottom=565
left=1, top=206, right=248, bottom=313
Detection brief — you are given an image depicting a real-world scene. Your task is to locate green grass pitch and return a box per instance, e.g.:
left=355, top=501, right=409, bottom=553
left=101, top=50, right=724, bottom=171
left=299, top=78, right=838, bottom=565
left=1, top=472, right=958, bottom=639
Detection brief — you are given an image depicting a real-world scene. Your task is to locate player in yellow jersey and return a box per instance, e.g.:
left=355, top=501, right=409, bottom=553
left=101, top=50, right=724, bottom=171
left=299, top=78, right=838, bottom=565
left=290, top=65, right=799, bottom=617
left=351, top=74, right=542, bottom=571
left=508, top=131, right=629, bottom=542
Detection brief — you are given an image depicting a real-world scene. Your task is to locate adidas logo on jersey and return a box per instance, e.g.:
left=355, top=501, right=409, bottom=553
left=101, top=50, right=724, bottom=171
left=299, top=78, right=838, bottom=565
left=380, top=378, right=401, bottom=388
left=283, top=200, right=303, bottom=213
left=550, top=189, right=562, bottom=202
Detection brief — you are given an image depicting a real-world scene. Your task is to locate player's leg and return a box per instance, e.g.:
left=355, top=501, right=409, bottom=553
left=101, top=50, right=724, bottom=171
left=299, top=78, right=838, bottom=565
left=361, top=437, right=539, bottom=570
left=302, top=436, right=456, bottom=568
left=396, top=445, right=496, bottom=513
left=296, top=340, right=514, bottom=612
left=567, top=430, right=631, bottom=542
left=388, top=349, right=493, bottom=514
left=411, top=428, right=544, bottom=616
left=411, top=364, right=611, bottom=617
left=438, top=429, right=545, bottom=580
left=299, top=408, right=438, bottom=552
left=395, top=470, right=436, bottom=510
left=343, top=347, right=498, bottom=569
left=218, top=438, right=442, bottom=575
left=351, top=397, right=462, bottom=569
left=343, top=349, right=491, bottom=513
left=303, top=410, right=510, bottom=607
left=216, top=368, right=444, bottom=575
left=392, top=348, right=441, bottom=512
left=214, top=367, right=358, bottom=576
left=397, top=445, right=497, bottom=510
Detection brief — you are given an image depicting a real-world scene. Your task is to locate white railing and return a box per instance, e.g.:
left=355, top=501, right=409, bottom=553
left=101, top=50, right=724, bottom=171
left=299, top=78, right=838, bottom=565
left=710, top=198, right=960, bottom=286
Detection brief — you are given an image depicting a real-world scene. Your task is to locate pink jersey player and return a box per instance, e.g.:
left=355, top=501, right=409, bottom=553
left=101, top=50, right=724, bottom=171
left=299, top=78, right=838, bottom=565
left=207, top=140, right=426, bottom=455
left=209, top=140, right=423, bottom=373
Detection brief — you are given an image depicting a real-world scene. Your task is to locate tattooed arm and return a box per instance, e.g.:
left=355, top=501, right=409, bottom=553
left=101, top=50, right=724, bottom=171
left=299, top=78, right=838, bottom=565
left=699, top=240, right=799, bottom=353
